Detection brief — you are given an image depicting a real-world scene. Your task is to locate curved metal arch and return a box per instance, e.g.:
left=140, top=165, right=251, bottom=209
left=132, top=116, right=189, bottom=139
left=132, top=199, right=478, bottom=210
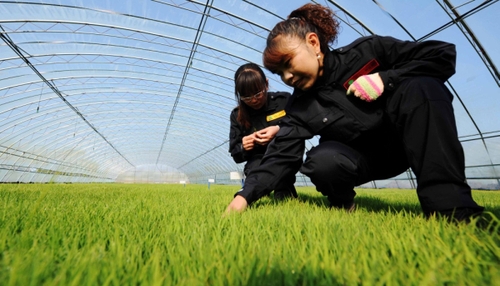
left=14, top=40, right=245, bottom=76
left=0, top=68, right=185, bottom=94
left=0, top=38, right=244, bottom=116
left=182, top=161, right=238, bottom=180
left=0, top=124, right=121, bottom=170
left=159, top=136, right=230, bottom=157
left=9, top=137, right=123, bottom=176
left=242, top=0, right=375, bottom=37
left=2, top=122, right=144, bottom=160
left=0, top=23, right=259, bottom=70
left=1, top=108, right=230, bottom=155
left=0, top=105, right=82, bottom=134
left=76, top=141, right=227, bottom=173
left=4, top=138, right=200, bottom=180
left=61, top=88, right=235, bottom=112
left=181, top=160, right=222, bottom=177
left=0, top=108, right=236, bottom=180
left=156, top=0, right=272, bottom=34
left=0, top=102, right=232, bottom=142
left=15, top=171, right=106, bottom=183
left=6, top=155, right=114, bottom=183
left=11, top=0, right=267, bottom=51
left=0, top=147, right=117, bottom=182
left=159, top=151, right=230, bottom=171
left=14, top=119, right=229, bottom=168
left=0, top=50, right=236, bottom=88
left=44, top=93, right=235, bottom=125
left=27, top=155, right=110, bottom=177
left=176, top=146, right=237, bottom=174
left=0, top=80, right=235, bottom=114
left=0, top=140, right=105, bottom=174
left=0, top=167, right=113, bottom=183
left=0, top=36, right=137, bottom=168
left=0, top=96, right=177, bottom=123
left=0, top=73, right=236, bottom=105
left=56, top=105, right=233, bottom=130
left=34, top=142, right=131, bottom=177
left=0, top=15, right=264, bottom=64
left=159, top=140, right=231, bottom=163
left=0, top=85, right=235, bottom=134
left=0, top=87, right=234, bottom=117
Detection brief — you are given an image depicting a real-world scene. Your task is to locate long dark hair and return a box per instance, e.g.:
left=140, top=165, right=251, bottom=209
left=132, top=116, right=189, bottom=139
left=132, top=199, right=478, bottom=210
left=263, top=3, right=340, bottom=73
left=234, top=63, right=267, bottom=129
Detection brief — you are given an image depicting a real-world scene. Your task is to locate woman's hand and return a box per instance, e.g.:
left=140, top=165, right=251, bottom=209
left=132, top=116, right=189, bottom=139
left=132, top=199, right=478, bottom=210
left=254, top=126, right=280, bottom=145
left=224, top=195, right=248, bottom=215
left=242, top=133, right=256, bottom=151
left=347, top=73, right=384, bottom=102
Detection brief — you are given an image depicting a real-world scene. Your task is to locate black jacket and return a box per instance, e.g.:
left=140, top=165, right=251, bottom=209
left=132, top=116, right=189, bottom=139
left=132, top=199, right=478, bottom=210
left=236, top=35, right=456, bottom=204
left=229, top=91, right=292, bottom=163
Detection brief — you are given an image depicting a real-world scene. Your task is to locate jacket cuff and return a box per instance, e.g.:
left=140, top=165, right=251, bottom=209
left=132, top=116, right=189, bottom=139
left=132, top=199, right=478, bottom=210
left=233, top=187, right=255, bottom=205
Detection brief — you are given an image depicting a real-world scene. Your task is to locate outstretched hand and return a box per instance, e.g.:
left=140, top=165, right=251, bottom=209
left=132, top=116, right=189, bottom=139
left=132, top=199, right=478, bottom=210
left=224, top=195, right=248, bottom=216
left=346, top=73, right=384, bottom=102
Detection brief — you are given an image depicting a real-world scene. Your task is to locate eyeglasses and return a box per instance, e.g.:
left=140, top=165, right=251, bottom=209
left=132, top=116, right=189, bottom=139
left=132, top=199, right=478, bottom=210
left=240, top=90, right=265, bottom=102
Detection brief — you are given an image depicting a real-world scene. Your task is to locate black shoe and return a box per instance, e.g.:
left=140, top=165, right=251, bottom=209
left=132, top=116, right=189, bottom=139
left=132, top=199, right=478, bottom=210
left=436, top=206, right=485, bottom=223
left=330, top=200, right=356, bottom=212
left=328, top=190, right=356, bottom=212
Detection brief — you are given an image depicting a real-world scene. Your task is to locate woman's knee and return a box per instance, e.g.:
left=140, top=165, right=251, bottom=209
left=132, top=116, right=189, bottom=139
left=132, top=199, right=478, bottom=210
left=301, top=141, right=361, bottom=180
left=393, top=76, right=452, bottom=103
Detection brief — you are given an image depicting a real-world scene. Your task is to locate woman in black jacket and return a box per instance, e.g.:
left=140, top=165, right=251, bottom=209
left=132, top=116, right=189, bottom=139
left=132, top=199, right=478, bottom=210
left=229, top=63, right=297, bottom=200
left=226, top=4, right=483, bottom=221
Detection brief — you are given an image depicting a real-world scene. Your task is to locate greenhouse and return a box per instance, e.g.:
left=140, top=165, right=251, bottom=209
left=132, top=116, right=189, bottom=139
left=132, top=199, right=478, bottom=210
left=1, top=1, right=500, bottom=285
left=0, top=0, right=499, bottom=188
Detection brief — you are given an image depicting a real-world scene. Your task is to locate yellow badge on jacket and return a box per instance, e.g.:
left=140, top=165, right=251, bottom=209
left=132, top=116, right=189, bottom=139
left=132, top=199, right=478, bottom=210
left=266, top=110, right=286, bottom=121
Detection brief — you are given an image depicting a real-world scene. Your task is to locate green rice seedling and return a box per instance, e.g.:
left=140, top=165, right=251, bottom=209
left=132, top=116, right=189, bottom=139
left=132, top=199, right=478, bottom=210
left=0, top=184, right=498, bottom=285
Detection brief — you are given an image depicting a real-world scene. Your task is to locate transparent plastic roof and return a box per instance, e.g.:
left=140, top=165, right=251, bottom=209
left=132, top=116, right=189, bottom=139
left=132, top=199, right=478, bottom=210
left=0, top=0, right=499, bottom=188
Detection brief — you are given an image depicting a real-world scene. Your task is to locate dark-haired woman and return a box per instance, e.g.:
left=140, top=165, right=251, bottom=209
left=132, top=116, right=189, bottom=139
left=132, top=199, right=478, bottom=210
left=229, top=63, right=297, bottom=200
left=226, top=4, right=483, bottom=221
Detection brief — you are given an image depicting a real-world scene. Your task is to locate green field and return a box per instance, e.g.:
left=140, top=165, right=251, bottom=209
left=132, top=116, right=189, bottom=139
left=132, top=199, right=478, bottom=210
left=0, top=184, right=499, bottom=285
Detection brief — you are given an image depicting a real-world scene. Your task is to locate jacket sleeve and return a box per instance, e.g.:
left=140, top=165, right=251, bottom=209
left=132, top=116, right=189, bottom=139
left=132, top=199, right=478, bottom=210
left=235, top=115, right=310, bottom=204
left=229, top=109, right=248, bottom=163
left=372, top=35, right=456, bottom=88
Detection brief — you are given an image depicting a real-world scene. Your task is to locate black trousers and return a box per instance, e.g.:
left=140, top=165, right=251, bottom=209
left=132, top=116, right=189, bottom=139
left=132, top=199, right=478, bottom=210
left=245, top=155, right=297, bottom=196
left=300, top=77, right=483, bottom=216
